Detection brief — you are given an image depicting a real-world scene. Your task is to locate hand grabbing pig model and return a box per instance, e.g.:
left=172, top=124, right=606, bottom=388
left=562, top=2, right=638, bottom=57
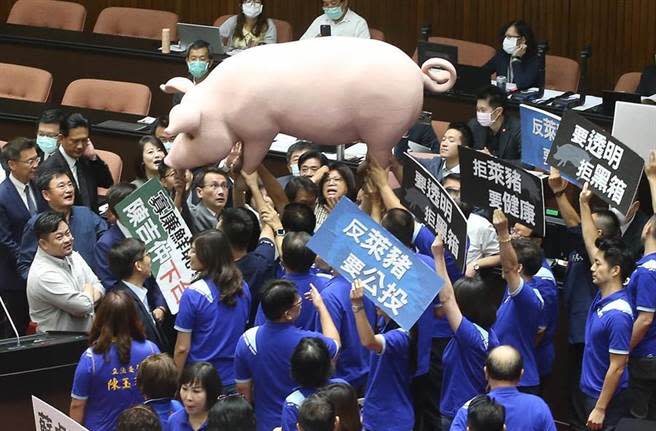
left=161, top=37, right=456, bottom=172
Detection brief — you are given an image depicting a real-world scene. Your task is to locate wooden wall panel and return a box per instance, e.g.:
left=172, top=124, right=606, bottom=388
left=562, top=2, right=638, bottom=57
left=0, top=0, right=655, bottom=92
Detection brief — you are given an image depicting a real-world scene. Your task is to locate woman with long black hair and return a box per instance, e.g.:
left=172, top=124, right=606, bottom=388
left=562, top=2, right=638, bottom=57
left=219, top=0, right=277, bottom=50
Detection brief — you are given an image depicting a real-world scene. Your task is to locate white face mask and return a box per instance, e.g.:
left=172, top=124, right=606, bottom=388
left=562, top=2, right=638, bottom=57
left=477, top=109, right=498, bottom=127
left=291, top=165, right=300, bottom=176
left=503, top=37, right=518, bottom=55
left=242, top=2, right=263, bottom=18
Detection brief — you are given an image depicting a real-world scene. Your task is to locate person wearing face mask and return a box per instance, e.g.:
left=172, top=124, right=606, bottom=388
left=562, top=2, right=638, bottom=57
left=219, top=0, right=277, bottom=51
left=482, top=20, right=539, bottom=91
left=300, top=0, right=370, bottom=40
left=467, top=85, right=522, bottom=162
left=35, top=109, right=64, bottom=161
left=172, top=40, right=214, bottom=106
left=153, top=116, right=176, bottom=153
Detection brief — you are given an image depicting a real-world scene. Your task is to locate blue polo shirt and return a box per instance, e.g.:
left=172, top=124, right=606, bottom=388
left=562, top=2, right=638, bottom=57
left=319, top=275, right=376, bottom=386
left=280, top=378, right=347, bottom=431
left=493, top=279, right=544, bottom=387
left=440, top=317, right=499, bottom=418
left=413, top=224, right=464, bottom=284
left=254, top=271, right=327, bottom=330
left=236, top=238, right=277, bottom=321
left=71, top=340, right=159, bottom=431
left=580, top=290, right=633, bottom=399
left=450, top=386, right=556, bottom=431
left=533, top=267, right=559, bottom=377
left=362, top=326, right=414, bottom=431
left=563, top=226, right=597, bottom=344
left=627, top=253, right=656, bottom=358
left=144, top=398, right=184, bottom=431
left=168, top=409, right=207, bottom=431
left=234, top=321, right=338, bottom=431
left=174, top=277, right=251, bottom=386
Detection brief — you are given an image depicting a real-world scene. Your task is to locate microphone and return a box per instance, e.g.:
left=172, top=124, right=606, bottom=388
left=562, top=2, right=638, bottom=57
left=0, top=295, right=21, bottom=347
left=420, top=24, right=432, bottom=42
left=577, top=45, right=592, bottom=105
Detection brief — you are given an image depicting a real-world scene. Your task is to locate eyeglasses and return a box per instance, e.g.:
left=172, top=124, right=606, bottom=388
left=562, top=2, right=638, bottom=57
left=326, top=176, right=344, bottom=184
left=16, top=156, right=41, bottom=166
left=202, top=182, right=229, bottom=190
left=37, top=132, right=59, bottom=139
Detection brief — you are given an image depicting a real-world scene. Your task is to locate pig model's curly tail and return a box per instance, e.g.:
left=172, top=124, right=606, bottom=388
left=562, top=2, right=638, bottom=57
left=421, top=58, right=458, bottom=93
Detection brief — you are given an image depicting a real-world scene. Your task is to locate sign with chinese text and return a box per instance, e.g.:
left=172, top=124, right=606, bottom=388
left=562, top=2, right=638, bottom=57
left=115, top=179, right=194, bottom=314
left=33, top=396, right=88, bottom=431
left=307, top=198, right=443, bottom=330
left=400, top=152, right=468, bottom=272
left=547, top=110, right=644, bottom=214
left=520, top=104, right=561, bottom=172
left=460, top=146, right=546, bottom=236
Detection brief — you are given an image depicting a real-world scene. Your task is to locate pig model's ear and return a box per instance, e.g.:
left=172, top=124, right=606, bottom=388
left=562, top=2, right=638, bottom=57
left=165, top=104, right=201, bottom=136
left=160, top=77, right=195, bottom=94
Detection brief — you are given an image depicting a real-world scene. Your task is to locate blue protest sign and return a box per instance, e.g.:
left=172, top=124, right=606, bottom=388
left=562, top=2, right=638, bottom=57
left=307, top=198, right=443, bottom=330
left=520, top=104, right=561, bottom=172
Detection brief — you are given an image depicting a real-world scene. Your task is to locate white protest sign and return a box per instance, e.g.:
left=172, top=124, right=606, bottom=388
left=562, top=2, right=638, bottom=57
left=612, top=101, right=656, bottom=162
left=33, top=395, right=89, bottom=431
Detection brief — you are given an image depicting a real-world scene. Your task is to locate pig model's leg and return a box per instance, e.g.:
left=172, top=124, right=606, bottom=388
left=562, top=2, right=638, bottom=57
left=240, top=139, right=276, bottom=174
left=361, top=126, right=406, bottom=168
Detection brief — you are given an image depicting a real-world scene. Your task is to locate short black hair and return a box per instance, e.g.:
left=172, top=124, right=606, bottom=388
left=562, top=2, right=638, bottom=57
left=282, top=232, right=316, bottom=273
left=446, top=122, right=474, bottom=148
left=260, top=279, right=298, bottom=321
left=116, top=405, right=161, bottom=431
left=282, top=202, right=316, bottom=234
left=593, top=209, right=621, bottom=240
left=38, top=108, right=64, bottom=126
left=286, top=140, right=316, bottom=163
left=467, top=395, right=505, bottom=431
left=135, top=136, right=167, bottom=180
left=381, top=208, right=414, bottom=248
left=298, top=394, right=336, bottom=431
left=195, top=167, right=229, bottom=191
left=298, top=151, right=328, bottom=169
left=285, top=176, right=319, bottom=203
left=34, top=211, right=67, bottom=241
left=179, top=362, right=223, bottom=411
left=109, top=238, right=146, bottom=281
left=208, top=395, right=256, bottom=431
left=485, top=345, right=523, bottom=381
left=108, top=183, right=137, bottom=216
left=2, top=137, right=36, bottom=161
left=60, top=113, right=89, bottom=136
left=455, top=276, right=497, bottom=329
left=476, top=85, right=506, bottom=110
left=186, top=39, right=212, bottom=58
left=511, top=237, right=543, bottom=277
left=318, top=163, right=356, bottom=203
left=36, top=167, right=72, bottom=192
left=499, top=20, right=537, bottom=58
left=595, top=237, right=635, bottom=281
left=153, top=115, right=169, bottom=132
left=136, top=353, right=179, bottom=399
left=221, top=208, right=255, bottom=251
left=291, top=337, right=333, bottom=388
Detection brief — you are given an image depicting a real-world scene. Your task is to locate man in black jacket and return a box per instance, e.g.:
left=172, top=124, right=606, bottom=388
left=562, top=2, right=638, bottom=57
left=39, top=112, right=114, bottom=213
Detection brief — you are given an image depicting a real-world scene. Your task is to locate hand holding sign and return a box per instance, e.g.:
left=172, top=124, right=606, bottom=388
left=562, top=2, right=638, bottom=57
left=579, top=182, right=593, bottom=206
left=548, top=167, right=569, bottom=195
left=350, top=280, right=365, bottom=306
left=492, top=209, right=510, bottom=236
left=646, top=150, right=656, bottom=182
left=431, top=233, right=445, bottom=257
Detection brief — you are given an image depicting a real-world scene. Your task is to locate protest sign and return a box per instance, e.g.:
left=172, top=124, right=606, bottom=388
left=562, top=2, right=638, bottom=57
left=520, top=104, right=561, bottom=172
left=547, top=110, right=644, bottom=214
left=612, top=101, right=656, bottom=162
left=400, top=152, right=468, bottom=272
left=115, top=178, right=194, bottom=314
left=33, top=395, right=88, bottom=431
left=307, top=198, right=443, bottom=330
left=460, top=146, right=546, bottom=236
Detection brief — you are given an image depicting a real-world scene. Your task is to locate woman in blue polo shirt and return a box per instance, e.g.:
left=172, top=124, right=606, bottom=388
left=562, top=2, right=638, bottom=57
left=169, top=362, right=223, bottom=431
left=174, top=229, right=251, bottom=392
left=70, top=290, right=159, bottom=431
left=431, top=235, right=499, bottom=430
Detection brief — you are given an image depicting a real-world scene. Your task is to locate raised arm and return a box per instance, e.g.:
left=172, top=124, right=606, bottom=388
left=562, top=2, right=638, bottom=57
left=257, top=164, right=289, bottom=214
left=646, top=150, right=656, bottom=214
left=579, top=182, right=599, bottom=264
left=368, top=156, right=404, bottom=211
left=548, top=167, right=580, bottom=227
left=307, top=284, right=341, bottom=349
left=350, top=280, right=383, bottom=353
left=432, top=235, right=463, bottom=333
left=492, top=209, right=522, bottom=293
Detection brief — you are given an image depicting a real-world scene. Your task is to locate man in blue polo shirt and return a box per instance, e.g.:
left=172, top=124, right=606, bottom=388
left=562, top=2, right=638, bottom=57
left=451, top=345, right=556, bottom=430
left=234, top=279, right=340, bottom=431
left=579, top=183, right=635, bottom=430
left=491, top=210, right=544, bottom=394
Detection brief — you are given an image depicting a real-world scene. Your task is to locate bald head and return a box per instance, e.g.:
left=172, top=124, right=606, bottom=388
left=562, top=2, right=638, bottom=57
left=485, top=345, right=523, bottom=382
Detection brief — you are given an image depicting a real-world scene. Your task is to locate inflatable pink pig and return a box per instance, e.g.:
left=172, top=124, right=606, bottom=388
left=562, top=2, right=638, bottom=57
left=161, top=36, right=456, bottom=172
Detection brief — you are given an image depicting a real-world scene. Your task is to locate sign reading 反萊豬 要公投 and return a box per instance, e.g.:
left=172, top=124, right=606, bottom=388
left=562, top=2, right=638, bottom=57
left=307, top=197, right=443, bottom=330
left=520, top=104, right=561, bottom=172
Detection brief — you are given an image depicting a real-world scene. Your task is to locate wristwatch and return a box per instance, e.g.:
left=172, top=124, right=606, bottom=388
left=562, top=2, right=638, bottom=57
left=351, top=304, right=365, bottom=313
left=473, top=263, right=480, bottom=272
left=275, top=228, right=286, bottom=237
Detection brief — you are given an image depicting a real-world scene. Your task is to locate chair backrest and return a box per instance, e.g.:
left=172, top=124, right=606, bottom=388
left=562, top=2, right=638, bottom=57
left=93, top=7, right=178, bottom=40
left=61, top=79, right=151, bottom=116
left=95, top=149, right=122, bottom=196
left=0, top=62, right=52, bottom=102
left=545, top=55, right=580, bottom=92
left=7, top=0, right=86, bottom=31
left=413, top=36, right=496, bottom=67
left=614, top=72, right=642, bottom=93
left=432, top=120, right=450, bottom=141
left=213, top=15, right=294, bottom=43
left=369, top=28, right=385, bottom=41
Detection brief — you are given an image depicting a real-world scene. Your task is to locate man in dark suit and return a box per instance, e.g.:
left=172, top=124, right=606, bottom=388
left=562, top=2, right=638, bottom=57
left=108, top=238, right=170, bottom=352
left=467, top=85, right=522, bottom=162
left=0, top=138, right=48, bottom=335
left=39, top=112, right=114, bottom=213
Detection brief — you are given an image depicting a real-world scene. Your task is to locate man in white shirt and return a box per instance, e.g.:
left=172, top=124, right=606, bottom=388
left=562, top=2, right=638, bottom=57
left=26, top=211, right=104, bottom=333
left=300, top=0, right=370, bottom=40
